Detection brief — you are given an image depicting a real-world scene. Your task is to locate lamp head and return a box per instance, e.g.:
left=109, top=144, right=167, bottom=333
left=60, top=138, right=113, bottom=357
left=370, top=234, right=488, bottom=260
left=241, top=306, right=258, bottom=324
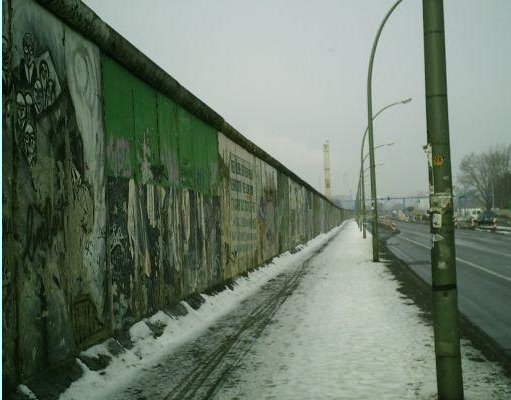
left=401, top=98, right=412, bottom=104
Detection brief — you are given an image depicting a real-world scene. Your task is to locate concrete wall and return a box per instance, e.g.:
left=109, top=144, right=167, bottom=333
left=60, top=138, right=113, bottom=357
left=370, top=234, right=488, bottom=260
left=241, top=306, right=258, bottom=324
left=3, top=0, right=345, bottom=387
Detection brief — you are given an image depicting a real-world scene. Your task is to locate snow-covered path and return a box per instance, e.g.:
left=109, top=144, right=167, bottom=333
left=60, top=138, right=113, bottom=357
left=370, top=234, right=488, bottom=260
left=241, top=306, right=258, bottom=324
left=57, top=221, right=511, bottom=400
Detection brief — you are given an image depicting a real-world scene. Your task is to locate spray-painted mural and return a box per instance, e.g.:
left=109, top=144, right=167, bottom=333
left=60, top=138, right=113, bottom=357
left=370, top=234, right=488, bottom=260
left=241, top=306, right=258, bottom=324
left=219, top=134, right=257, bottom=277
left=3, top=0, right=344, bottom=388
left=218, top=133, right=342, bottom=278
left=6, top=0, right=107, bottom=381
left=3, top=0, right=16, bottom=387
left=219, top=133, right=281, bottom=278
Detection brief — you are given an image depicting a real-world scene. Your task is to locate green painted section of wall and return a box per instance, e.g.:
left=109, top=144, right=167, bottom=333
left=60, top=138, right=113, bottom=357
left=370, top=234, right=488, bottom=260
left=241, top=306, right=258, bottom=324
left=190, top=116, right=218, bottom=195
left=103, top=56, right=218, bottom=194
left=157, top=93, right=180, bottom=185
left=133, top=77, right=159, bottom=183
left=103, top=57, right=136, bottom=178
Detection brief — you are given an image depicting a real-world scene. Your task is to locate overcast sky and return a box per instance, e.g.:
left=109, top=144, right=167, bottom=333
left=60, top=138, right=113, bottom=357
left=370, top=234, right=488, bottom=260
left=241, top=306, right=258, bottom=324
left=82, top=0, right=511, bottom=199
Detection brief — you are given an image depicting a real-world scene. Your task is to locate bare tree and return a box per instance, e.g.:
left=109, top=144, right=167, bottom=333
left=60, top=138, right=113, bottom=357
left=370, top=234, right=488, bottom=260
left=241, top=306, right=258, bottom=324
left=458, top=145, right=511, bottom=210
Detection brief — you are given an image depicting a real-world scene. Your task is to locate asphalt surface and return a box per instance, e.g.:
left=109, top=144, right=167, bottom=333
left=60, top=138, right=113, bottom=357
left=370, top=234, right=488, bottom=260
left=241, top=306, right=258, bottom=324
left=385, top=221, right=511, bottom=358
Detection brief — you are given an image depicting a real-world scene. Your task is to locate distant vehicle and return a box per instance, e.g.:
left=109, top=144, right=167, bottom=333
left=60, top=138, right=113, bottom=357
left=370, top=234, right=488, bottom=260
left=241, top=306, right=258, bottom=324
left=474, top=210, right=497, bottom=228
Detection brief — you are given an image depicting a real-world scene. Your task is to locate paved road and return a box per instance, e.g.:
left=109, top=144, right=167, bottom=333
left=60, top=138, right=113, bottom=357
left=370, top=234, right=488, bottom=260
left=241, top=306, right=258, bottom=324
left=386, top=221, right=511, bottom=357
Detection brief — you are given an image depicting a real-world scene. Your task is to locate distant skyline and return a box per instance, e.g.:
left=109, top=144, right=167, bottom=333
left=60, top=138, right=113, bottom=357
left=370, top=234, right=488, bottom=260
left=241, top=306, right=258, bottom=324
left=83, top=0, right=511, bottom=199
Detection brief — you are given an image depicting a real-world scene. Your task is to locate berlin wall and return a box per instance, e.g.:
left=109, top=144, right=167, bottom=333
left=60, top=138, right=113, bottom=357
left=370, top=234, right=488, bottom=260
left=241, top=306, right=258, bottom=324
left=2, top=0, right=345, bottom=387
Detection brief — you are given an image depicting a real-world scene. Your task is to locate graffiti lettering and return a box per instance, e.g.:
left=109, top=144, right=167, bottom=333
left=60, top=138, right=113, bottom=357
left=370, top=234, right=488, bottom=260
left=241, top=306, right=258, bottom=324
left=230, top=155, right=253, bottom=179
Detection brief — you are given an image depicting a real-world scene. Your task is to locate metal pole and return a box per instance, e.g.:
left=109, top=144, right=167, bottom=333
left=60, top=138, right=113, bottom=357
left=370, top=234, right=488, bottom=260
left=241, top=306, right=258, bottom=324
left=361, top=164, right=367, bottom=237
left=367, top=0, right=404, bottom=262
left=358, top=176, right=363, bottom=230
left=358, top=174, right=363, bottom=230
left=422, top=0, right=464, bottom=398
left=355, top=173, right=362, bottom=231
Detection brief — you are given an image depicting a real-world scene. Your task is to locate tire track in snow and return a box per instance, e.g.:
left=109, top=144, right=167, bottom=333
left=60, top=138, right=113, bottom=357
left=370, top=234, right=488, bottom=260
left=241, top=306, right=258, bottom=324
left=163, top=228, right=343, bottom=400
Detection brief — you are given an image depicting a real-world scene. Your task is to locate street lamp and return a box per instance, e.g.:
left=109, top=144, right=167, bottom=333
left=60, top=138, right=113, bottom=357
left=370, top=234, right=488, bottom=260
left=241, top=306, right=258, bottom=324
left=363, top=142, right=394, bottom=163
left=366, top=0, right=405, bottom=262
left=358, top=98, right=410, bottom=239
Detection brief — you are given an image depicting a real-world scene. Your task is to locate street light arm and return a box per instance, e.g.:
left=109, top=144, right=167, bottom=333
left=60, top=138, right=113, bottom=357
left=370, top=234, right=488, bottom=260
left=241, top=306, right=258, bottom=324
left=360, top=99, right=409, bottom=175
left=362, top=142, right=394, bottom=163
left=373, top=99, right=411, bottom=121
left=367, top=0, right=405, bottom=117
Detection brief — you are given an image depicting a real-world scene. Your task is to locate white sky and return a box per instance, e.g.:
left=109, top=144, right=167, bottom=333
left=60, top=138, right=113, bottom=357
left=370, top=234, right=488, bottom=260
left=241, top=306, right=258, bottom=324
left=82, top=0, right=511, bottom=199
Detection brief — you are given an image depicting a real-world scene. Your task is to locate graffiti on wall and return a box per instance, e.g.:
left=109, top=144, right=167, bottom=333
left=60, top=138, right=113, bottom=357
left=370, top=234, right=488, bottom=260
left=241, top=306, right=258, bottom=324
left=106, top=177, right=223, bottom=331
left=229, top=153, right=256, bottom=258
left=257, top=160, right=278, bottom=262
left=218, top=132, right=344, bottom=277
left=4, top=0, right=343, bottom=387
left=8, top=0, right=107, bottom=378
left=218, top=133, right=280, bottom=276
left=14, top=33, right=62, bottom=169
left=3, top=0, right=16, bottom=386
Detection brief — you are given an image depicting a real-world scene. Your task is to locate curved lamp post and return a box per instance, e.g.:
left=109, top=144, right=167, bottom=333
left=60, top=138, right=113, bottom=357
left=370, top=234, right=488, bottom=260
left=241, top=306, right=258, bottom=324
left=359, top=98, right=411, bottom=238
left=366, top=0, right=405, bottom=261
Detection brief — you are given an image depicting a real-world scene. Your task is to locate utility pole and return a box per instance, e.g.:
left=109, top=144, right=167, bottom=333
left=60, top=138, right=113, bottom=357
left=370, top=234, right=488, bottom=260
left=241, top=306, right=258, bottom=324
left=422, top=1, right=464, bottom=398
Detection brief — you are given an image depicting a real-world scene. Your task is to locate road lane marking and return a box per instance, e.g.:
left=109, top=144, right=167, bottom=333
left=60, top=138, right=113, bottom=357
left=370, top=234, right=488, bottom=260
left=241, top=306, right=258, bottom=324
left=455, top=239, right=511, bottom=259
left=398, top=225, right=511, bottom=259
left=398, top=235, right=511, bottom=284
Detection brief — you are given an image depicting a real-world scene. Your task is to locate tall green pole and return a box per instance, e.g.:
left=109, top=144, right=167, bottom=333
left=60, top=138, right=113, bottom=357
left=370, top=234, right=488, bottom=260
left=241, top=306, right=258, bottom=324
left=422, top=1, right=464, bottom=398
left=367, top=0, right=404, bottom=262
left=360, top=161, right=367, bottom=237
left=355, top=175, right=362, bottom=230
left=358, top=174, right=363, bottom=231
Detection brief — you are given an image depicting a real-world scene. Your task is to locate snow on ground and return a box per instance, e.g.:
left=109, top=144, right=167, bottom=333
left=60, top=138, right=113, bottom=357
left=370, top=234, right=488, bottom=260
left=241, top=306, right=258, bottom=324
left=53, top=220, right=511, bottom=399
left=211, top=221, right=511, bottom=400
left=57, top=223, right=346, bottom=400
left=18, top=385, right=38, bottom=399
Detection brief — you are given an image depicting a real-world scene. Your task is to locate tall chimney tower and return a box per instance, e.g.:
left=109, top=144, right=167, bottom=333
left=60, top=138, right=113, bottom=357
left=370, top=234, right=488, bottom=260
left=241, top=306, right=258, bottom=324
left=323, top=141, right=332, bottom=199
